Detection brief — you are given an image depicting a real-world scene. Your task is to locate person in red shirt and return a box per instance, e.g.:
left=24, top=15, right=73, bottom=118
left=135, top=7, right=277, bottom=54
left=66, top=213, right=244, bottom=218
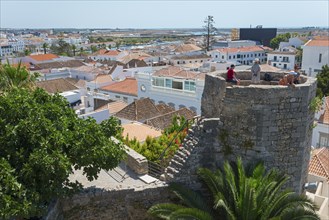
left=226, top=64, right=240, bottom=85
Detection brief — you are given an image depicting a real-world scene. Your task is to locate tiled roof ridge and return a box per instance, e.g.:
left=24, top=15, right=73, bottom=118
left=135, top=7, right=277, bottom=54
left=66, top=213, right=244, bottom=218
left=146, top=107, right=187, bottom=121
left=316, top=148, right=329, bottom=180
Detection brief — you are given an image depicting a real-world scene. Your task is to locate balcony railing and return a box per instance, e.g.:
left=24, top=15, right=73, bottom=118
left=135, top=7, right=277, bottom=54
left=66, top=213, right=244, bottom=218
left=151, top=86, right=196, bottom=97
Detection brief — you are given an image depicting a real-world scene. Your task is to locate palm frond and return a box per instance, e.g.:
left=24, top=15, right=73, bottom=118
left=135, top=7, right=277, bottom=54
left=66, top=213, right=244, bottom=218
left=148, top=203, right=185, bottom=219
left=169, top=208, right=214, bottom=220
left=169, top=182, right=212, bottom=213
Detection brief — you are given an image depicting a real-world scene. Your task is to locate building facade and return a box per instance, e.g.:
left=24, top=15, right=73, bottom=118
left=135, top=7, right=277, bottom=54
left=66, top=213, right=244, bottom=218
left=267, top=51, right=296, bottom=70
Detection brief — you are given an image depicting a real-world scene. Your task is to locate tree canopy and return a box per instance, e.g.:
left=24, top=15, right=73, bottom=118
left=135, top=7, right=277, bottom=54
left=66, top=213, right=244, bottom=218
left=0, top=88, right=125, bottom=219
left=149, top=158, right=319, bottom=220
left=202, top=15, right=217, bottom=52
left=316, top=64, right=329, bottom=98
left=270, top=33, right=291, bottom=49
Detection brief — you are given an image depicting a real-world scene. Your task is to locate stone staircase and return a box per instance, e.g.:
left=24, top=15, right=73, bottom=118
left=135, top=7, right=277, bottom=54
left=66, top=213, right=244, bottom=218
left=164, top=118, right=202, bottom=181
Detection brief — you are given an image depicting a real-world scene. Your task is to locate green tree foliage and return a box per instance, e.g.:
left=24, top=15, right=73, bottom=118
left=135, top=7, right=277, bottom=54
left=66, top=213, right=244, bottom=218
left=270, top=33, right=291, bottom=49
left=0, top=88, right=125, bottom=218
left=0, top=61, right=38, bottom=92
left=149, top=158, right=319, bottom=220
left=50, top=39, right=73, bottom=56
left=71, top=44, right=77, bottom=56
left=90, top=45, right=98, bottom=53
left=316, top=65, right=329, bottom=98
left=202, top=15, right=217, bottom=52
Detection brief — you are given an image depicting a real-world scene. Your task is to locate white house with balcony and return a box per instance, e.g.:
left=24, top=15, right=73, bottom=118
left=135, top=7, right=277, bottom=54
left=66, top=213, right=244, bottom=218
left=267, top=51, right=296, bottom=70
left=302, top=38, right=329, bottom=77
left=136, top=66, right=205, bottom=114
left=279, top=37, right=305, bottom=50
left=208, top=46, right=271, bottom=65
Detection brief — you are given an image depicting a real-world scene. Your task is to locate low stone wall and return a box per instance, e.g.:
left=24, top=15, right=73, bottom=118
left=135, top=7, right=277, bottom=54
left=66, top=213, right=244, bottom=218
left=124, top=146, right=148, bottom=175
left=60, top=185, right=173, bottom=220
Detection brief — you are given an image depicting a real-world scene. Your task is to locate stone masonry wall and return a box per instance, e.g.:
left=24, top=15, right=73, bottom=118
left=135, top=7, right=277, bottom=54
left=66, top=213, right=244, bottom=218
left=165, top=71, right=317, bottom=194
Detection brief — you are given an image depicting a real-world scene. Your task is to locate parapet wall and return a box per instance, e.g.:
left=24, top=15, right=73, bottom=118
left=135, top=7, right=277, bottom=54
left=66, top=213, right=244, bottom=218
left=167, top=71, right=317, bottom=193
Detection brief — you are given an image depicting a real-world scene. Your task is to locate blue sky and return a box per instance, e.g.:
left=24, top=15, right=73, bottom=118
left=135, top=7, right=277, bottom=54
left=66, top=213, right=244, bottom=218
left=1, top=1, right=328, bottom=29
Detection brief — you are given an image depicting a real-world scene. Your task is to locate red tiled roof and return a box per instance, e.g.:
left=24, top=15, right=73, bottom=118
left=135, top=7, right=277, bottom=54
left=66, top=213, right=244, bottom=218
left=309, top=148, right=329, bottom=182
left=153, top=66, right=205, bottom=80
left=305, top=39, right=329, bottom=47
left=100, top=77, right=137, bottom=96
left=319, top=97, right=329, bottom=124
left=213, top=46, right=272, bottom=54
left=29, top=53, right=59, bottom=61
left=92, top=49, right=120, bottom=56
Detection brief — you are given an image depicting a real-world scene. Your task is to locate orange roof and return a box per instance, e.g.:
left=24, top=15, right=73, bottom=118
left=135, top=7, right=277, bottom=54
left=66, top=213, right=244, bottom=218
left=122, top=122, right=161, bottom=142
left=100, top=77, right=137, bottom=96
left=153, top=66, right=205, bottom=80
left=92, top=49, right=120, bottom=56
left=305, top=39, right=329, bottom=47
left=213, top=46, right=271, bottom=54
left=319, top=97, right=329, bottom=124
left=12, top=62, right=31, bottom=69
left=309, top=148, right=329, bottom=182
left=29, top=53, right=59, bottom=61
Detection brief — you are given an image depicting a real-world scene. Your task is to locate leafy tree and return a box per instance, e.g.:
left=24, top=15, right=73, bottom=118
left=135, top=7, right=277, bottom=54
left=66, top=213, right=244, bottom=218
left=90, top=45, right=98, bottom=53
left=79, top=47, right=84, bottom=56
left=50, top=39, right=72, bottom=56
left=0, top=88, right=125, bottom=218
left=270, top=33, right=291, bottom=49
left=115, top=41, right=121, bottom=49
left=149, top=158, right=319, bottom=220
left=42, top=43, right=48, bottom=54
left=202, top=15, right=217, bottom=52
left=0, top=61, right=38, bottom=92
left=316, top=64, right=329, bottom=98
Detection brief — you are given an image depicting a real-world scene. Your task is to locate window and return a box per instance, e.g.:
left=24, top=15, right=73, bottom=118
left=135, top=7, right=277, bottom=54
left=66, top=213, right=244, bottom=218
left=233, top=55, right=235, bottom=59
left=273, top=56, right=277, bottom=61
left=273, top=63, right=276, bottom=67
left=183, top=61, right=186, bottom=64
left=283, top=57, right=289, bottom=62
left=222, top=55, right=224, bottom=59
left=115, top=95, right=120, bottom=99
left=319, top=132, right=329, bottom=147
left=229, top=56, right=231, bottom=59
left=283, top=64, right=287, bottom=69
left=190, top=61, right=192, bottom=63
left=172, top=80, right=183, bottom=90
left=255, top=54, right=257, bottom=57
left=177, top=61, right=180, bottom=64
left=184, top=81, right=196, bottom=91
left=179, top=105, right=186, bottom=109
left=165, top=79, right=172, bottom=88
left=251, top=54, right=253, bottom=57
left=244, top=55, right=246, bottom=58
left=152, top=77, right=165, bottom=87
left=215, top=55, right=218, bottom=58
left=259, top=53, right=261, bottom=56
left=319, top=53, right=322, bottom=63
left=247, top=54, right=249, bottom=58
left=237, top=54, right=241, bottom=58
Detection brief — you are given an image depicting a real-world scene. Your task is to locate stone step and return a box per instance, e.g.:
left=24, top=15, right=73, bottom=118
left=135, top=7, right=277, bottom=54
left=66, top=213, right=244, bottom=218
left=169, top=159, right=184, bottom=169
left=173, top=154, right=186, bottom=164
left=165, top=173, right=174, bottom=181
left=176, top=150, right=188, bottom=159
left=166, top=166, right=179, bottom=175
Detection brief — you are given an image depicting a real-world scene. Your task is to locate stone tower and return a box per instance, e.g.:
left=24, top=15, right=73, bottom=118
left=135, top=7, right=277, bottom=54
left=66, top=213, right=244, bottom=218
left=165, top=71, right=317, bottom=194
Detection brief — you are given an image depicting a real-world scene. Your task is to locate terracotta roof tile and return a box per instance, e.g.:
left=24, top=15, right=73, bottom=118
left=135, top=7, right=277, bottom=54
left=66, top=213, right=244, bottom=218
left=213, top=46, right=272, bottom=54
left=156, top=103, right=175, bottom=114
left=173, top=44, right=202, bottom=53
left=34, top=60, right=85, bottom=70
left=115, top=98, right=161, bottom=122
left=36, top=78, right=78, bottom=93
left=145, top=108, right=196, bottom=130
left=100, top=77, right=137, bottom=96
left=91, top=49, right=120, bottom=56
left=309, top=148, right=329, bottom=182
left=122, top=122, right=162, bottom=142
left=153, top=66, right=205, bottom=80
left=29, top=53, right=59, bottom=61
left=305, top=39, right=329, bottom=47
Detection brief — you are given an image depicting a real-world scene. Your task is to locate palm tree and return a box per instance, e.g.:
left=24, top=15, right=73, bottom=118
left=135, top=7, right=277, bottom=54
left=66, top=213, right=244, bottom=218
left=149, top=158, right=319, bottom=220
left=42, top=43, right=48, bottom=54
left=71, top=44, right=76, bottom=56
left=0, top=61, right=38, bottom=91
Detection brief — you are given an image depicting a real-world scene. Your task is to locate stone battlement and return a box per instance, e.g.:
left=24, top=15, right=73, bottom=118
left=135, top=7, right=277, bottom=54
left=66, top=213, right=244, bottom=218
left=165, top=71, right=317, bottom=194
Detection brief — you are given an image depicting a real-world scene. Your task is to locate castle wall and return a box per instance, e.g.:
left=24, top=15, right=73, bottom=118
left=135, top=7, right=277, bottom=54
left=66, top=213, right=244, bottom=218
left=167, top=72, right=317, bottom=193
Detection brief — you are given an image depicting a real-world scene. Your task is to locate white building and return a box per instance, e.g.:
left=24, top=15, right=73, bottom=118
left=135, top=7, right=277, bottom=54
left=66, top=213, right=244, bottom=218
left=313, top=97, right=329, bottom=148
left=169, top=54, right=211, bottom=66
left=302, top=38, right=329, bottom=77
left=208, top=46, right=271, bottom=65
left=267, top=51, right=296, bottom=70
left=88, top=49, right=122, bottom=61
left=0, top=39, right=25, bottom=57
left=136, top=66, right=205, bottom=114
left=70, top=65, right=106, bottom=81
left=279, top=37, right=305, bottom=50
